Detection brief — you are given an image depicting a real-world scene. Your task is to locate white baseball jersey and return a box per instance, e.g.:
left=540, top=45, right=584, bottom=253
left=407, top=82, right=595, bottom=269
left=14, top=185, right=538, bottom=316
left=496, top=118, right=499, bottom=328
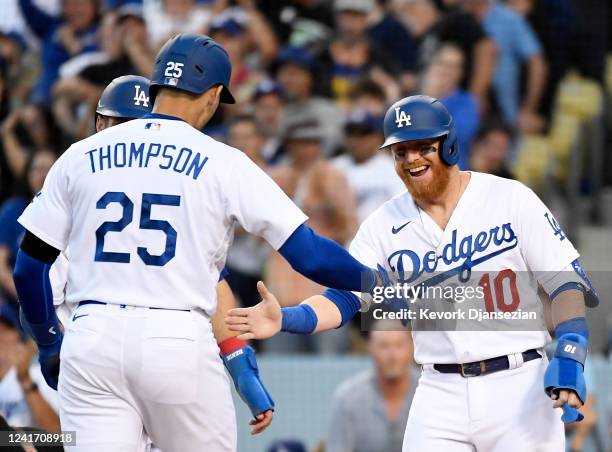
left=18, top=116, right=307, bottom=314
left=332, top=152, right=405, bottom=222
left=350, top=172, right=586, bottom=364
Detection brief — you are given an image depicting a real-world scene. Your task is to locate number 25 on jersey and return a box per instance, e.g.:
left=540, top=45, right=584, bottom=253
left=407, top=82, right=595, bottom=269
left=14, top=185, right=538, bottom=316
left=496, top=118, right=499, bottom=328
left=95, top=191, right=180, bottom=267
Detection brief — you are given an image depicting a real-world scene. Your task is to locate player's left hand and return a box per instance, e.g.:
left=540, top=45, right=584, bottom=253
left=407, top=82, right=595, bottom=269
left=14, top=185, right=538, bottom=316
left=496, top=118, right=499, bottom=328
left=38, top=339, right=62, bottom=390
left=225, top=282, right=282, bottom=340
left=249, top=410, right=273, bottom=435
left=544, top=333, right=588, bottom=423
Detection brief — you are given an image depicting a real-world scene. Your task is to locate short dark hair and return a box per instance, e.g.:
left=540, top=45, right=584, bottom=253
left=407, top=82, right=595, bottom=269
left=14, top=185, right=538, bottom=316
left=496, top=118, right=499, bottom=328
left=474, top=119, right=516, bottom=143
left=227, top=113, right=264, bottom=135
left=349, top=78, right=386, bottom=101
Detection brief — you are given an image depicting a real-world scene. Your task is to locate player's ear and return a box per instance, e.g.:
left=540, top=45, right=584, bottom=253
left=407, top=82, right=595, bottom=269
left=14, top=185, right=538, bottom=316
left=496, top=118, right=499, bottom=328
left=95, top=114, right=106, bottom=133
left=211, top=85, right=223, bottom=107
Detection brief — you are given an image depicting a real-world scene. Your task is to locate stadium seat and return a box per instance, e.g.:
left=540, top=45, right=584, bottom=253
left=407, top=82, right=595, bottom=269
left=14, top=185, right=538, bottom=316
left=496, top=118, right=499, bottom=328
left=556, top=73, right=603, bottom=121
left=513, top=134, right=552, bottom=189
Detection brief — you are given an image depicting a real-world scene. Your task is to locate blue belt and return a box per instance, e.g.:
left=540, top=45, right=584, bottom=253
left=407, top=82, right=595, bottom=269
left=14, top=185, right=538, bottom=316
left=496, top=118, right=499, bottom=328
left=78, top=300, right=190, bottom=312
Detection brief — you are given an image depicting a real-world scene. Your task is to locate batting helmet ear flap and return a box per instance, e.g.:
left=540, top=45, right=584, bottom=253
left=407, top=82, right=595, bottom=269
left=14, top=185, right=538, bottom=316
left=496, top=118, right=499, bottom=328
left=440, top=118, right=460, bottom=166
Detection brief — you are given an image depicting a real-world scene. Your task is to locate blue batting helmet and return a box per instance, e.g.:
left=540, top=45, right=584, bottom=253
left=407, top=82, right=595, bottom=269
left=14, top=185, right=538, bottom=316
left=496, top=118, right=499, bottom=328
left=380, top=95, right=459, bottom=165
left=149, top=33, right=235, bottom=105
left=96, top=75, right=152, bottom=119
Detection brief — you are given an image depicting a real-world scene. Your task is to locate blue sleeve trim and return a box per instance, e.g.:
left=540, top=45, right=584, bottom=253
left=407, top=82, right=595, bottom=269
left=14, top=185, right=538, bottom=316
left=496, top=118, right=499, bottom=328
left=280, top=304, right=318, bottom=334
left=555, top=317, right=589, bottom=342
left=550, top=282, right=586, bottom=302
left=322, top=288, right=360, bottom=327
left=278, top=224, right=375, bottom=292
left=570, top=259, right=599, bottom=307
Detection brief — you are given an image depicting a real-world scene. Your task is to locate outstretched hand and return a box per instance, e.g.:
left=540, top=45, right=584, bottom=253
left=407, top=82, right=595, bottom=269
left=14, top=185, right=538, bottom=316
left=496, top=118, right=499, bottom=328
left=225, top=281, right=282, bottom=340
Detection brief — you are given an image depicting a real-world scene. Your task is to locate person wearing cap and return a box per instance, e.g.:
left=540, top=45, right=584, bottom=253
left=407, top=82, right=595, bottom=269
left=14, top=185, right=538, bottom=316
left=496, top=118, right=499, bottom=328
left=252, top=79, right=285, bottom=163
left=275, top=45, right=344, bottom=157
left=332, top=109, right=405, bottom=222
left=319, top=0, right=399, bottom=105
left=0, top=302, right=60, bottom=433
left=209, top=5, right=278, bottom=63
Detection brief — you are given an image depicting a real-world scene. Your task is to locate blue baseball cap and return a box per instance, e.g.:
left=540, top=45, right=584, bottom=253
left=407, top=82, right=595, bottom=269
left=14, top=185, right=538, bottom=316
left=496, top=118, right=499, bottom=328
left=253, top=79, right=283, bottom=101
left=345, top=109, right=384, bottom=134
left=274, top=46, right=315, bottom=73
left=210, top=8, right=248, bottom=36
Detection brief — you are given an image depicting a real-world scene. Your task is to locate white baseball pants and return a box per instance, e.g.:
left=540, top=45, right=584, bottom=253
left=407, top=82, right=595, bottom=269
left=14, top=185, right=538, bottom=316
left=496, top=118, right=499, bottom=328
left=403, top=353, right=565, bottom=451
left=58, top=302, right=236, bottom=452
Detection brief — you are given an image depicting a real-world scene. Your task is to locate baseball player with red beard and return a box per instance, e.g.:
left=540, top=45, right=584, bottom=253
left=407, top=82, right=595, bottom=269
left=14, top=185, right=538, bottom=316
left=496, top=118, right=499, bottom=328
left=227, top=95, right=599, bottom=451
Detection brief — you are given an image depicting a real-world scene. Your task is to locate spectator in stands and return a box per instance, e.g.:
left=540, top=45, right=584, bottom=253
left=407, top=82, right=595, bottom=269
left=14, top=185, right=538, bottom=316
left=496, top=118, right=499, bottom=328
left=275, top=45, right=344, bottom=156
left=144, top=0, right=212, bottom=50
left=251, top=79, right=285, bottom=163
left=421, top=43, right=479, bottom=169
left=333, top=109, right=404, bottom=221
left=392, top=0, right=495, bottom=109
left=209, top=7, right=278, bottom=104
left=0, top=150, right=56, bottom=306
left=19, top=0, right=100, bottom=104
left=0, top=32, right=28, bottom=107
left=265, top=118, right=356, bottom=353
left=1, top=105, right=59, bottom=181
left=327, top=322, right=417, bottom=452
left=469, top=121, right=515, bottom=179
left=319, top=0, right=399, bottom=105
left=368, top=0, right=418, bottom=93
left=506, top=0, right=576, bottom=122
left=461, top=0, right=547, bottom=133
left=347, top=77, right=388, bottom=117
left=0, top=302, right=60, bottom=432
left=225, top=115, right=272, bottom=308
left=52, top=8, right=152, bottom=139
left=258, top=1, right=334, bottom=51
left=210, top=5, right=278, bottom=63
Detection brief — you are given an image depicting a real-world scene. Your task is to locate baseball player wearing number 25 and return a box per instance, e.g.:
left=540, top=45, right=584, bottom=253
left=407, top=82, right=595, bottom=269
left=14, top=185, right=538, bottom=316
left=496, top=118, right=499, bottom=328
left=227, top=96, right=600, bottom=451
left=12, top=34, right=381, bottom=452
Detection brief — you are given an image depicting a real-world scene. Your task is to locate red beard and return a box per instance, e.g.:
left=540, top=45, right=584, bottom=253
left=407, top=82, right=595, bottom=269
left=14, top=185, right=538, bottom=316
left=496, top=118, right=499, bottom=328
left=398, top=160, right=451, bottom=204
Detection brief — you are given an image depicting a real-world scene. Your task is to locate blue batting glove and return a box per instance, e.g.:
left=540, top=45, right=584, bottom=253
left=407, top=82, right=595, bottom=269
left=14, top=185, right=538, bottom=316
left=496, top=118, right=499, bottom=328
left=544, top=333, right=587, bottom=423
left=219, top=338, right=274, bottom=417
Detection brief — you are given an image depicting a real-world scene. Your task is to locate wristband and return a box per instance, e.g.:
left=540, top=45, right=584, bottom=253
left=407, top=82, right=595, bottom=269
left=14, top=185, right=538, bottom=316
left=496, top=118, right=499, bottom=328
left=280, top=305, right=318, bottom=334
left=218, top=337, right=248, bottom=356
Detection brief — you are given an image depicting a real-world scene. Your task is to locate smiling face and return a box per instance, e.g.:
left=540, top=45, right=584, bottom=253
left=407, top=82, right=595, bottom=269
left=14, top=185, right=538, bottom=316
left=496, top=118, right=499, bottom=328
left=391, top=138, right=451, bottom=204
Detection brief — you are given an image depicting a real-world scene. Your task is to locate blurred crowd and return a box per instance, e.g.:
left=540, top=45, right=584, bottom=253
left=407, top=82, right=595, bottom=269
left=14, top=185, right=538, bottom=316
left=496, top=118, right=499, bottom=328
left=0, top=0, right=610, bottom=450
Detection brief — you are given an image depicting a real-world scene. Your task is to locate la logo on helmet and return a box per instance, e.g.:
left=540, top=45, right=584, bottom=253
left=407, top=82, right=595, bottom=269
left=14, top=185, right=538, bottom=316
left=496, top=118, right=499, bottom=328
left=133, top=85, right=149, bottom=107
left=394, top=107, right=412, bottom=128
